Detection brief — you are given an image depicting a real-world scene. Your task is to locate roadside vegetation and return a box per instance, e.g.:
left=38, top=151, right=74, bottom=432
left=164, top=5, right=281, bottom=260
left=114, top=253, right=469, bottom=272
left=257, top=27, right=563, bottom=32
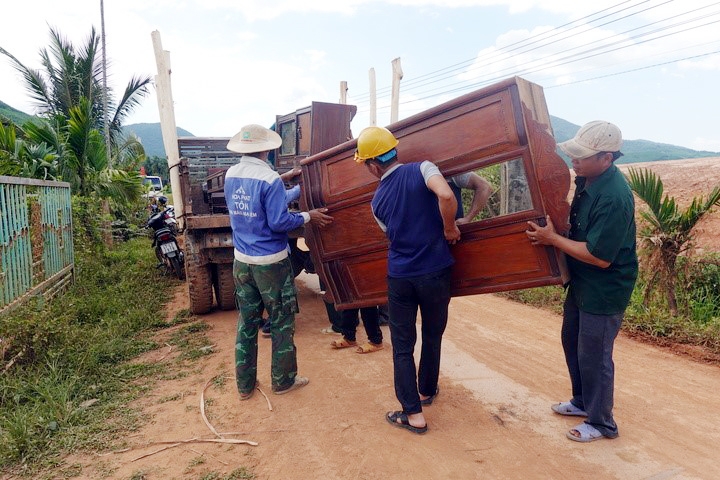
left=0, top=200, right=250, bottom=478
left=0, top=199, right=158, bottom=469
left=0, top=25, right=252, bottom=478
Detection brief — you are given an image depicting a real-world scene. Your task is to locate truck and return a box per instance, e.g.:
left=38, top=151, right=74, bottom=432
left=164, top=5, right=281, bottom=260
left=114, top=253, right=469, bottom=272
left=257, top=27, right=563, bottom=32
left=177, top=101, right=357, bottom=314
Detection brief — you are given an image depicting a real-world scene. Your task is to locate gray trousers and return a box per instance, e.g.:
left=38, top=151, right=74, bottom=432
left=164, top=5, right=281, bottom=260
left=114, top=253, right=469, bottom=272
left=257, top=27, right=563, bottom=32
left=561, top=293, right=623, bottom=438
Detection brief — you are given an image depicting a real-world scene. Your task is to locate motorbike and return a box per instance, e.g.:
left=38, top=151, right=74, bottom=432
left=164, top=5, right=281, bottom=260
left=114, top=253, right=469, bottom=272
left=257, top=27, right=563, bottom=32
left=162, top=204, right=178, bottom=234
left=146, top=208, right=185, bottom=280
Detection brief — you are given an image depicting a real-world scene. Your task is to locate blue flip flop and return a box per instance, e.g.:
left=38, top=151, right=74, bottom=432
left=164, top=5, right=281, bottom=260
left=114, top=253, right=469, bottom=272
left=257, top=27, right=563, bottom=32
left=386, top=411, right=428, bottom=434
left=566, top=423, right=604, bottom=442
left=552, top=401, right=588, bottom=417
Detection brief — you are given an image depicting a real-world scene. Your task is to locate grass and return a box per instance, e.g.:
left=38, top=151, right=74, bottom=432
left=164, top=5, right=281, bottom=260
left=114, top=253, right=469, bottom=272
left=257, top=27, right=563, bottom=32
left=0, top=236, right=221, bottom=477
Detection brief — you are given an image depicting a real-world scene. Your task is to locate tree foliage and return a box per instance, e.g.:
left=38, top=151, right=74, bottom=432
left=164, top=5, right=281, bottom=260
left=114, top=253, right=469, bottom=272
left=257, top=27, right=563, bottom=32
left=0, top=26, right=151, bottom=149
left=626, top=167, right=720, bottom=314
left=0, top=26, right=149, bottom=204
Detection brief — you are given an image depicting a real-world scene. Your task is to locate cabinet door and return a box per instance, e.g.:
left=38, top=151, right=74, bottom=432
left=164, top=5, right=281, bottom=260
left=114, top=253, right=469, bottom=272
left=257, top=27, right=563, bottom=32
left=300, top=76, right=570, bottom=310
left=297, top=112, right=311, bottom=156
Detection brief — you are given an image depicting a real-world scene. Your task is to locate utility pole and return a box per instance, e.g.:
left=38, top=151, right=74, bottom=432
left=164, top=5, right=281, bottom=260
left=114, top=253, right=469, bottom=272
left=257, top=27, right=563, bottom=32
left=100, top=0, right=111, bottom=168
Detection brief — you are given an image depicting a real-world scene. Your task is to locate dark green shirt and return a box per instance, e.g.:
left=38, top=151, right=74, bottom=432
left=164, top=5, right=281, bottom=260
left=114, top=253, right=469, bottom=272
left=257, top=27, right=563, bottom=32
left=567, top=164, right=638, bottom=314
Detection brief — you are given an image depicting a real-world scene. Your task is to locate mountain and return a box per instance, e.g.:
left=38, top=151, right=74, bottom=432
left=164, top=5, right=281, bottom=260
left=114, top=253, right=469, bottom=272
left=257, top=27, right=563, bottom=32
left=122, top=123, right=194, bottom=158
left=3, top=99, right=718, bottom=162
left=128, top=119, right=720, bottom=163
left=550, top=115, right=718, bottom=164
left=0, top=100, right=34, bottom=125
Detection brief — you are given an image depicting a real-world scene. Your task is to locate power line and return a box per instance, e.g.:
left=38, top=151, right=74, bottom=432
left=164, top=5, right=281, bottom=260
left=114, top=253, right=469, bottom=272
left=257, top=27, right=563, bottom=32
left=546, top=49, right=720, bottom=88
left=350, top=1, right=720, bottom=116
left=356, top=47, right=720, bottom=115
left=353, top=0, right=670, bottom=101
left=377, top=2, right=718, bottom=102
left=402, top=11, right=720, bottom=101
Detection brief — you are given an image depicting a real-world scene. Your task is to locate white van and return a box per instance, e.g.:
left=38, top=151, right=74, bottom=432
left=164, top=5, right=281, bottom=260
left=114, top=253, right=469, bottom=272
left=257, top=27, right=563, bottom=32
left=142, top=175, right=163, bottom=191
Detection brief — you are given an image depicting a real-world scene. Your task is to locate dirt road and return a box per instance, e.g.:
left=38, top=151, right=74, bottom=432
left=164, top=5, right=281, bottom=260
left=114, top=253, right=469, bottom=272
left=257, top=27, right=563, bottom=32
left=67, top=271, right=720, bottom=480
left=62, top=157, right=720, bottom=479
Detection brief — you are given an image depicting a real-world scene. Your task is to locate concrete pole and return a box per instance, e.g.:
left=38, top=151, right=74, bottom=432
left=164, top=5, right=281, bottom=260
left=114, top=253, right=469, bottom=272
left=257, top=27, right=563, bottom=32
left=151, top=30, right=184, bottom=229
left=369, top=68, right=377, bottom=126
left=390, top=57, right=403, bottom=124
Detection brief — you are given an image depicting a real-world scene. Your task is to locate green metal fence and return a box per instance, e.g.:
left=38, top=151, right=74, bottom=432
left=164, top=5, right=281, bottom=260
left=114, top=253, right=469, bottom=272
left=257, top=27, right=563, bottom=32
left=0, top=176, right=74, bottom=312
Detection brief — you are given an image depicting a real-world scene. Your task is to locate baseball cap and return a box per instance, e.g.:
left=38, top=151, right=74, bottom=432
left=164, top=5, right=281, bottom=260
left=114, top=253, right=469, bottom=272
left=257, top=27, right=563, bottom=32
left=227, top=124, right=282, bottom=154
left=558, top=121, right=623, bottom=160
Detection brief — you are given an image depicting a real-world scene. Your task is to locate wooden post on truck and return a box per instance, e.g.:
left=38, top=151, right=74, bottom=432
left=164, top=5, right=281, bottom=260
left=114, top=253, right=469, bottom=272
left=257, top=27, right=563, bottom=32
left=339, top=81, right=348, bottom=104
left=390, top=57, right=403, bottom=124
left=369, top=68, right=377, bottom=126
left=151, top=30, right=184, bottom=230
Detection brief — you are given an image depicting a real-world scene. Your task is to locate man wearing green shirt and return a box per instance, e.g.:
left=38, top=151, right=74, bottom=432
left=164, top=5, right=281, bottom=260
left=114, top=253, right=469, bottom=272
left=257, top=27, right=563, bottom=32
left=526, top=121, right=638, bottom=442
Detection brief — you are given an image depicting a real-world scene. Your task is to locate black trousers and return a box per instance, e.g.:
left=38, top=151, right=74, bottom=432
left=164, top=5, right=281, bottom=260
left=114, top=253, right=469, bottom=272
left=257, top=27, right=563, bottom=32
left=387, top=267, right=451, bottom=415
left=340, top=307, right=383, bottom=344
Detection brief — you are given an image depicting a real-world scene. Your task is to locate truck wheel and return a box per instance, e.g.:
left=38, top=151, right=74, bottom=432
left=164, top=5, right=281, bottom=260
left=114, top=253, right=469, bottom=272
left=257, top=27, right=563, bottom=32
left=185, top=235, right=214, bottom=314
left=214, top=263, right=236, bottom=311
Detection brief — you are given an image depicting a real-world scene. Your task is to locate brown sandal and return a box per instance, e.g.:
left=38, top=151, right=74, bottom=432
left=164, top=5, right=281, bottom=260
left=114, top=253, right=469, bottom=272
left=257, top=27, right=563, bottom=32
left=331, top=338, right=357, bottom=349
left=356, top=342, right=383, bottom=354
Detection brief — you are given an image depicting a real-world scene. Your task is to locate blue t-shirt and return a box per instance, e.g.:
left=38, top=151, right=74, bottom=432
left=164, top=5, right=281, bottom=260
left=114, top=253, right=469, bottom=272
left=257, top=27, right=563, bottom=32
left=371, top=161, right=454, bottom=278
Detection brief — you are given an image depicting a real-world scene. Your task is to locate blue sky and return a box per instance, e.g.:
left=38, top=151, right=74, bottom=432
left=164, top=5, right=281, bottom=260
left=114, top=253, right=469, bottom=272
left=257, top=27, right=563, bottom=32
left=1, top=0, right=719, bottom=152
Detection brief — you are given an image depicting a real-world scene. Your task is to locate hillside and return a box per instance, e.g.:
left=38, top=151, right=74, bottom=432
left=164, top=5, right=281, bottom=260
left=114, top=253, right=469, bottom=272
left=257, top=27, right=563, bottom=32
left=0, top=100, right=34, bottom=125
left=550, top=115, right=719, bottom=164
left=122, top=123, right=194, bottom=158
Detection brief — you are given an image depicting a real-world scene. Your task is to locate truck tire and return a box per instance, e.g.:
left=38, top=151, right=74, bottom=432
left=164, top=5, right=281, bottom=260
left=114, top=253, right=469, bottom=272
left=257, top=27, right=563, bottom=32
left=185, top=234, right=214, bottom=314
left=214, top=263, right=236, bottom=311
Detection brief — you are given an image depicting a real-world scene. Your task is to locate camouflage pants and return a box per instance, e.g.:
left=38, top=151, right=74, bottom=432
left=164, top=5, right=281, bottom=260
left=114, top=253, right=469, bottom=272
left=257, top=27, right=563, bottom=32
left=233, top=257, right=300, bottom=394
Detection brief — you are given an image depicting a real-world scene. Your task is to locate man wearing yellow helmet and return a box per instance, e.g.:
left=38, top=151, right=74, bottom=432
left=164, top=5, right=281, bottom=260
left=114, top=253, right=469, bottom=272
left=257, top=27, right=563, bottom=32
left=355, top=126, right=461, bottom=435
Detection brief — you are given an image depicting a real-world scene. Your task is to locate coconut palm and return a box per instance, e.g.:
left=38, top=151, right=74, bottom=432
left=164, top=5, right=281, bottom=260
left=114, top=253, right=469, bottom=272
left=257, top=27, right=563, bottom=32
left=0, top=26, right=151, bottom=149
left=1, top=26, right=148, bottom=203
left=626, top=167, right=720, bottom=314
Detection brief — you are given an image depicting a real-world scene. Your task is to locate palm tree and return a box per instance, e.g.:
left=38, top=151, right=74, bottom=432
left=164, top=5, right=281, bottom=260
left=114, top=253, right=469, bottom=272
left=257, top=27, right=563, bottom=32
left=0, top=26, right=148, bottom=203
left=31, top=99, right=141, bottom=200
left=0, top=26, right=151, bottom=149
left=626, top=167, right=720, bottom=314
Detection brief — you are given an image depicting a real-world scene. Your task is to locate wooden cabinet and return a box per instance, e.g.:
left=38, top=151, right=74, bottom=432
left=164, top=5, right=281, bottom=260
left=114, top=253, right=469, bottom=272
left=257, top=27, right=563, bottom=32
left=299, top=76, right=571, bottom=310
left=275, top=101, right=357, bottom=174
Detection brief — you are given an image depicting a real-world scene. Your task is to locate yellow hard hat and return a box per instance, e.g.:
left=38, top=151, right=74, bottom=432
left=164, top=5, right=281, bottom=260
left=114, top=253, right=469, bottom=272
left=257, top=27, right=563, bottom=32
left=354, top=126, right=399, bottom=163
